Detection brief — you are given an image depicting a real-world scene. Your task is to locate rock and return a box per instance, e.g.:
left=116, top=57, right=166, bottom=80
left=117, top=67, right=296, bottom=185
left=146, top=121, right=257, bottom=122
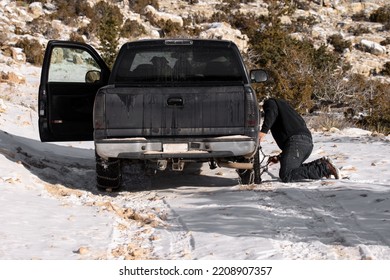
left=11, top=47, right=26, bottom=63
left=349, top=2, right=381, bottom=15
left=199, top=22, right=248, bottom=53
left=73, top=54, right=83, bottom=64
left=290, top=33, right=304, bottom=42
left=73, top=246, right=89, bottom=255
left=358, top=39, right=387, bottom=56
left=29, top=2, right=44, bottom=19
left=144, top=5, right=183, bottom=27
left=43, top=2, right=57, bottom=12
left=280, top=15, right=292, bottom=25
left=350, top=62, right=373, bottom=77
left=311, top=26, right=327, bottom=41
left=349, top=3, right=365, bottom=14
left=329, top=127, right=340, bottom=133
left=322, top=0, right=339, bottom=8
left=52, top=20, right=64, bottom=35
left=50, top=47, right=64, bottom=64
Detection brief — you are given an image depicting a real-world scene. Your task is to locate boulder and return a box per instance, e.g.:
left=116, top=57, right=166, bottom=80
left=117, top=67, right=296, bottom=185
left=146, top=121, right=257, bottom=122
left=50, top=47, right=64, bottom=64
left=14, top=48, right=26, bottom=63
left=199, top=22, right=249, bottom=53
left=144, top=5, right=183, bottom=27
left=4, top=47, right=26, bottom=63
left=280, top=15, right=292, bottom=25
left=28, top=2, right=44, bottom=19
left=358, top=39, right=387, bottom=56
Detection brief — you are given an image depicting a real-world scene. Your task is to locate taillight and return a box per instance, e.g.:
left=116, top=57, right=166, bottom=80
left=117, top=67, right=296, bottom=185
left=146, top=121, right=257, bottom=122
left=244, top=86, right=259, bottom=127
left=93, top=91, right=106, bottom=130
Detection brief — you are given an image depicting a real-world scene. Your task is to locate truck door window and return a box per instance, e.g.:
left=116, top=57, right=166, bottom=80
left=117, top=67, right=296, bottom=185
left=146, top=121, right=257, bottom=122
left=48, top=47, right=101, bottom=83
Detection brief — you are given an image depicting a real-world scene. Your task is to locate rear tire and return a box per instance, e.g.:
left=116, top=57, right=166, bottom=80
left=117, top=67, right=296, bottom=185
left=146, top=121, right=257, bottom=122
left=95, top=153, right=121, bottom=191
left=237, top=169, right=254, bottom=185
left=237, top=149, right=261, bottom=185
left=253, top=149, right=262, bottom=184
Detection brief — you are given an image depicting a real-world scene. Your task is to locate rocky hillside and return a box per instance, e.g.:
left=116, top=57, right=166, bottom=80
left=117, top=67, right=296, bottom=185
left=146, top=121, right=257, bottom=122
left=0, top=0, right=389, bottom=89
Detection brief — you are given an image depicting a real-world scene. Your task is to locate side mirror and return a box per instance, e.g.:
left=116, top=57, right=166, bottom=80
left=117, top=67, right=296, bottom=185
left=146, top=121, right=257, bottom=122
left=250, top=69, right=268, bottom=83
left=85, top=70, right=101, bottom=83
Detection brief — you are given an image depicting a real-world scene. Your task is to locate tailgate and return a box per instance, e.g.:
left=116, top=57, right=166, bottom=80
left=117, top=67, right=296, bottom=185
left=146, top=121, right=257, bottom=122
left=104, top=86, right=245, bottom=137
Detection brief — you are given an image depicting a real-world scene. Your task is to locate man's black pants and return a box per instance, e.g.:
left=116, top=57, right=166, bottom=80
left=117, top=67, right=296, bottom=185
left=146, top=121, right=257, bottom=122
left=279, top=134, right=329, bottom=182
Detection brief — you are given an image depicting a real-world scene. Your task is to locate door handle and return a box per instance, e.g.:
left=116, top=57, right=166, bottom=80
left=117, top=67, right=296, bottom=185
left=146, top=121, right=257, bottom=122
left=167, top=97, right=183, bottom=106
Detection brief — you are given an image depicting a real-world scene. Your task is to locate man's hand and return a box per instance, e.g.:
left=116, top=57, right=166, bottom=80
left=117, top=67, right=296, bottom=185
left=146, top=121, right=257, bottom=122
left=259, top=132, right=267, bottom=142
left=267, top=154, right=280, bottom=165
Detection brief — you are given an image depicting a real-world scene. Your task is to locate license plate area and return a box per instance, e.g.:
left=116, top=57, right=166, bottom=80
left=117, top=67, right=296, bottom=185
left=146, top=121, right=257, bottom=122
left=163, top=143, right=188, bottom=153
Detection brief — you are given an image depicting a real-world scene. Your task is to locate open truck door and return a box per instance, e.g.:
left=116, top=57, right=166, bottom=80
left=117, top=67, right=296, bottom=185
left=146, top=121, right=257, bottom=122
left=38, top=40, right=110, bottom=142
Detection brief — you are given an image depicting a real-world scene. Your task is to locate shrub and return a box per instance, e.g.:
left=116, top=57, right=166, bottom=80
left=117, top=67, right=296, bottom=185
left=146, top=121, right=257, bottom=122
left=128, top=0, right=159, bottom=13
left=344, top=74, right=390, bottom=134
left=250, top=31, right=316, bottom=111
left=0, top=29, right=10, bottom=45
left=369, top=5, right=390, bottom=24
left=327, top=34, right=352, bottom=53
left=15, top=38, right=43, bottom=66
left=380, top=37, right=390, bottom=46
left=381, top=62, right=390, bottom=76
left=295, top=0, right=311, bottom=11
left=348, top=24, right=371, bottom=36
left=352, top=11, right=369, bottom=22
left=184, top=0, right=199, bottom=4
left=120, top=19, right=146, bottom=39
left=370, top=5, right=390, bottom=30
left=51, top=0, right=93, bottom=26
left=157, top=19, right=184, bottom=37
left=210, top=11, right=229, bottom=23
left=69, top=32, right=85, bottom=43
left=17, top=0, right=44, bottom=5
left=209, top=9, right=259, bottom=38
left=230, top=12, right=258, bottom=37
left=307, top=112, right=353, bottom=132
left=145, top=11, right=184, bottom=37
left=27, top=17, right=60, bottom=39
left=365, top=82, right=390, bottom=134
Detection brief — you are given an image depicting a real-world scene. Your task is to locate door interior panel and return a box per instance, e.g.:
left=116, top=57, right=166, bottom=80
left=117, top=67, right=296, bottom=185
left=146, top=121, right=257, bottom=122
left=47, top=82, right=101, bottom=136
left=38, top=41, right=110, bottom=142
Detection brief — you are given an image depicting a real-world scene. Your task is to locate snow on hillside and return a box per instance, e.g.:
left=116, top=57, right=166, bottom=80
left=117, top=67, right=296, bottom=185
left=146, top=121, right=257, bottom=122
left=0, top=61, right=390, bottom=262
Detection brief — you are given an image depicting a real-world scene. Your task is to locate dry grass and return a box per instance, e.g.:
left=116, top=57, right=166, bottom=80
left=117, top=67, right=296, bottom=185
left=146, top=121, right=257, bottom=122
left=306, top=112, right=355, bottom=132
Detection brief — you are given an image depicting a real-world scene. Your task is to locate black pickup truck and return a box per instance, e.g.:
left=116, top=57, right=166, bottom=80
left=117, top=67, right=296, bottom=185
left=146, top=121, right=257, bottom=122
left=38, top=39, right=267, bottom=191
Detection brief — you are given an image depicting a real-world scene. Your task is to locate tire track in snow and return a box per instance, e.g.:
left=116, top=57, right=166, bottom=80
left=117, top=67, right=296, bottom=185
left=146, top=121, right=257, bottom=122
left=151, top=196, right=195, bottom=259
left=258, top=180, right=390, bottom=259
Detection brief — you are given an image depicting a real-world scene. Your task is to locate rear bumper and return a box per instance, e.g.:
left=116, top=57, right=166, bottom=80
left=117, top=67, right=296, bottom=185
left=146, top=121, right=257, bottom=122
left=95, top=135, right=257, bottom=160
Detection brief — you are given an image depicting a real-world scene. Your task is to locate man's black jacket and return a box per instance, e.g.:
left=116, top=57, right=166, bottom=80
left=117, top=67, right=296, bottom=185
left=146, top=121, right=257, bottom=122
left=260, top=98, right=312, bottom=149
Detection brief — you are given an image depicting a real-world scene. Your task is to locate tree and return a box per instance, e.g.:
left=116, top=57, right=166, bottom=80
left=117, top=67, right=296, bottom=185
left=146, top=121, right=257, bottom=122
left=248, top=0, right=343, bottom=112
left=249, top=1, right=314, bottom=112
left=93, top=2, right=123, bottom=68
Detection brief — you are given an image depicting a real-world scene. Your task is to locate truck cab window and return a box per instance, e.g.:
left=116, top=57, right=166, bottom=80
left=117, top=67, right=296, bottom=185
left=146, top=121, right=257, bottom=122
left=48, top=47, right=101, bottom=83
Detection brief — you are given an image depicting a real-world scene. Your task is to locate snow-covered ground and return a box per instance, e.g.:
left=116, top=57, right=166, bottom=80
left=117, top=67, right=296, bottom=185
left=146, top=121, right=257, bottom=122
left=0, top=62, right=390, bottom=263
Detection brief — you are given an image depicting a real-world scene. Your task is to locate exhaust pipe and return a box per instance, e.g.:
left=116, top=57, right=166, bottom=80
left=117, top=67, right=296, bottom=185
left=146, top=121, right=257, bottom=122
left=217, top=161, right=253, bottom=170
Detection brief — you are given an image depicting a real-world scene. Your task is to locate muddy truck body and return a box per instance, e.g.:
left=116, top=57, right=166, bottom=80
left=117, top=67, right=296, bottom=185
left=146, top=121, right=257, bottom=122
left=39, top=39, right=267, bottom=190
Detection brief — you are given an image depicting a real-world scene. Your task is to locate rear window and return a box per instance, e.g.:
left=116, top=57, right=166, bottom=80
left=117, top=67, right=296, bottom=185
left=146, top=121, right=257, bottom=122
left=113, top=44, right=245, bottom=84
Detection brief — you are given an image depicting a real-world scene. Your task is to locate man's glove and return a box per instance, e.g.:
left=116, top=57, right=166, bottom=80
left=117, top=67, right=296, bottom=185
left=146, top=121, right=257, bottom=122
left=267, top=154, right=280, bottom=165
